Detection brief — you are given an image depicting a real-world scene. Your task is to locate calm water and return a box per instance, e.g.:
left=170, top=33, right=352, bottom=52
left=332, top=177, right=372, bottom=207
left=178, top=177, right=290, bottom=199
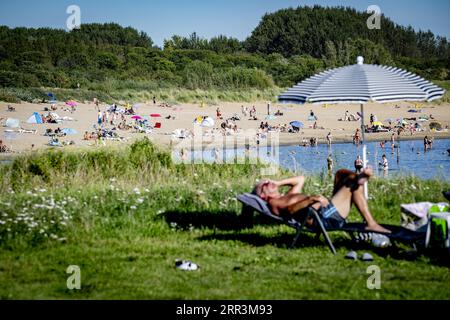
left=185, top=138, right=450, bottom=181
left=2, top=139, right=449, bottom=181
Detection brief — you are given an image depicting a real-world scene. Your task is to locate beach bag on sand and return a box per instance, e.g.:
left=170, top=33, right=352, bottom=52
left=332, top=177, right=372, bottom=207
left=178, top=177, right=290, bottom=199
left=401, top=202, right=449, bottom=232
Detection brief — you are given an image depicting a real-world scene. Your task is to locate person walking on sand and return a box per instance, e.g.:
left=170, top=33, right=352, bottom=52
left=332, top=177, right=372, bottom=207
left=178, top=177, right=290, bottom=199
left=391, top=132, right=396, bottom=148
left=326, top=132, right=332, bottom=146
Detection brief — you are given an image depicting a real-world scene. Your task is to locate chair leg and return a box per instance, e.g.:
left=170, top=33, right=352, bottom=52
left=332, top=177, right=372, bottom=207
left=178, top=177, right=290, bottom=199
left=311, top=210, right=337, bottom=255
left=290, top=227, right=303, bottom=249
left=289, top=211, right=310, bottom=249
left=314, top=232, right=321, bottom=241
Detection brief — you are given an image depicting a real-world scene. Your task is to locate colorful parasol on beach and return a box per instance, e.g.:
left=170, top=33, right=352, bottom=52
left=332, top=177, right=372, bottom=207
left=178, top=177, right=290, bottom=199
left=131, top=115, right=143, bottom=120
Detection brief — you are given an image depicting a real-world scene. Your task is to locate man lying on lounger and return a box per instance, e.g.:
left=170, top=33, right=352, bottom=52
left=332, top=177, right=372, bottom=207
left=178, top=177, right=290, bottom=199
left=254, top=167, right=391, bottom=233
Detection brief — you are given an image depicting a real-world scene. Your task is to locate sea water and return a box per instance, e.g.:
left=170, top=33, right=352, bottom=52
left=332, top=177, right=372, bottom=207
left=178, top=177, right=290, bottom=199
left=185, top=138, right=450, bottom=181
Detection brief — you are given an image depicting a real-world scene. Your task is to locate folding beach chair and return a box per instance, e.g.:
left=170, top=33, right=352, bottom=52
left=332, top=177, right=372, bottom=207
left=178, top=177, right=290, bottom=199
left=237, top=193, right=337, bottom=254
left=237, top=193, right=425, bottom=254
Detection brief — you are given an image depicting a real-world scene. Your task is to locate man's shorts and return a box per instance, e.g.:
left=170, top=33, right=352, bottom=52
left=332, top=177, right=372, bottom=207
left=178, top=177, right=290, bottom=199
left=315, top=202, right=346, bottom=229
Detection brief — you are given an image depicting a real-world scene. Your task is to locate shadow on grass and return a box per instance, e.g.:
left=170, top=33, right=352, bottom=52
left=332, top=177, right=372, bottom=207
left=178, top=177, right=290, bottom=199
left=163, top=210, right=450, bottom=266
left=162, top=210, right=276, bottom=231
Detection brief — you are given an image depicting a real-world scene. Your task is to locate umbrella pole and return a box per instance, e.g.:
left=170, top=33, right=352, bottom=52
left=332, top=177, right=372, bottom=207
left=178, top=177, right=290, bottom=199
left=360, top=104, right=369, bottom=199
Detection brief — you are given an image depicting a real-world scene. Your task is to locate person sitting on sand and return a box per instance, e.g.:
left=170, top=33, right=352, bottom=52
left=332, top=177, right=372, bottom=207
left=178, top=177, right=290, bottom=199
left=275, top=110, right=284, bottom=116
left=216, top=108, right=223, bottom=120
left=253, top=167, right=390, bottom=233
left=0, top=140, right=12, bottom=153
left=83, top=131, right=91, bottom=141
left=7, top=105, right=16, bottom=112
left=344, top=110, right=350, bottom=121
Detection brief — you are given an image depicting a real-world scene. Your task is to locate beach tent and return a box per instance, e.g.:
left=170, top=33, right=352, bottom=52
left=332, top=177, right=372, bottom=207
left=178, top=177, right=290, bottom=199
left=62, top=128, right=77, bottom=135
left=5, top=118, right=20, bottom=128
left=278, top=56, right=445, bottom=198
left=47, top=92, right=57, bottom=103
left=290, top=121, right=304, bottom=129
left=27, top=112, right=43, bottom=124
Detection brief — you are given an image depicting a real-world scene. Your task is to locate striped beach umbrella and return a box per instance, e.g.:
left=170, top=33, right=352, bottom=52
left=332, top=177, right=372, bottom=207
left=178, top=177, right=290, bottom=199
left=278, top=56, right=445, bottom=197
left=279, top=57, right=444, bottom=104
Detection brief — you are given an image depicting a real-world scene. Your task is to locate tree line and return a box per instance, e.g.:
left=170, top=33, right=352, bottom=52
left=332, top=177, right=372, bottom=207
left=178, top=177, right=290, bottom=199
left=0, top=6, right=448, bottom=95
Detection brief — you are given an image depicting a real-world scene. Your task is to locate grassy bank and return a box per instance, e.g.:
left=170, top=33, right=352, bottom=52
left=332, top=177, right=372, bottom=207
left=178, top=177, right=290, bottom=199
left=0, top=86, right=283, bottom=105
left=0, top=139, right=449, bottom=299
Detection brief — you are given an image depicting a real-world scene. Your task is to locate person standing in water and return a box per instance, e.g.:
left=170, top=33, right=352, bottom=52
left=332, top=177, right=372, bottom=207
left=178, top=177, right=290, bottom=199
left=391, top=132, right=396, bottom=148
left=326, top=132, right=332, bottom=146
left=379, top=154, right=389, bottom=175
left=327, top=154, right=334, bottom=176
left=354, top=155, right=364, bottom=173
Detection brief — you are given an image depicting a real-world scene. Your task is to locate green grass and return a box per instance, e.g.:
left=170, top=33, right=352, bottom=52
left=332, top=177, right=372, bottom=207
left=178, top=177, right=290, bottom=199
left=434, top=80, right=450, bottom=103
left=0, top=86, right=283, bottom=105
left=0, top=139, right=449, bottom=299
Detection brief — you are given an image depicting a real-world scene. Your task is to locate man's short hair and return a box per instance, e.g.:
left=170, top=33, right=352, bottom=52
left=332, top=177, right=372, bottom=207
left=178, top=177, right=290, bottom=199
left=252, top=181, right=268, bottom=198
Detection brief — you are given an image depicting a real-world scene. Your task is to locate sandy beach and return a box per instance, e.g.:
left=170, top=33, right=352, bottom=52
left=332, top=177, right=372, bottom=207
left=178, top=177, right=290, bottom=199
left=1, top=100, right=449, bottom=154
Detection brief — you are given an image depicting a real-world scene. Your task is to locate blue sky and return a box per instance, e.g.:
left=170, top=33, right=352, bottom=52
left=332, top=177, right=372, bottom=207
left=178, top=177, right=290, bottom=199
left=0, top=0, right=449, bottom=47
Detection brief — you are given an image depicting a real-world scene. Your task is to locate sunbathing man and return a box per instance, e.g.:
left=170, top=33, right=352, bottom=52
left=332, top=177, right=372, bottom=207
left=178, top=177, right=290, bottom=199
left=254, top=168, right=390, bottom=233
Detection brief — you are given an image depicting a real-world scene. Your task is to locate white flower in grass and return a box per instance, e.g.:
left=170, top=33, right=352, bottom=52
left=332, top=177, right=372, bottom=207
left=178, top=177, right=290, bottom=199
left=26, top=191, right=33, bottom=195
left=39, top=229, right=45, bottom=234
left=110, top=178, right=117, bottom=182
left=130, top=206, right=137, bottom=210
left=144, top=188, right=150, bottom=193
left=197, top=190, right=205, bottom=195
left=411, top=185, right=417, bottom=190
left=157, top=210, right=165, bottom=215
left=133, top=188, right=141, bottom=195
left=136, top=198, right=144, bottom=204
left=39, top=189, right=47, bottom=193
